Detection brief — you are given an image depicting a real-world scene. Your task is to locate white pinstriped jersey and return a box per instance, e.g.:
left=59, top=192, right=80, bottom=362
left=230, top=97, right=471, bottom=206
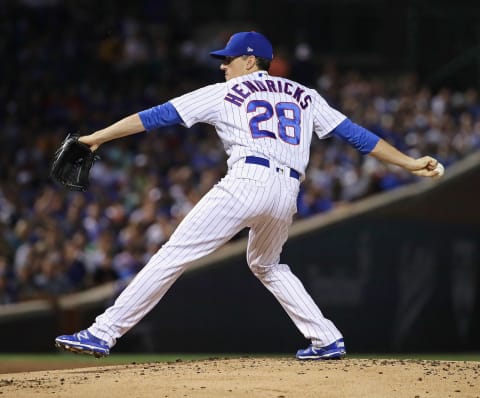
left=88, top=70, right=346, bottom=350
left=170, top=71, right=346, bottom=176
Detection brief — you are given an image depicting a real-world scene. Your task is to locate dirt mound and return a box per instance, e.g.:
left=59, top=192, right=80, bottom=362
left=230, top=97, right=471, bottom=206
left=0, top=357, right=479, bottom=398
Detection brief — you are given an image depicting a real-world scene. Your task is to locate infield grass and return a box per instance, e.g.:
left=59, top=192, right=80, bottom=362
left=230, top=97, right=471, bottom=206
left=0, top=352, right=479, bottom=364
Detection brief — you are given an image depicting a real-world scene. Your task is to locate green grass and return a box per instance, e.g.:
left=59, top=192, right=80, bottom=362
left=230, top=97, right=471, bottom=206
left=0, top=352, right=479, bottom=363
left=0, top=353, right=244, bottom=364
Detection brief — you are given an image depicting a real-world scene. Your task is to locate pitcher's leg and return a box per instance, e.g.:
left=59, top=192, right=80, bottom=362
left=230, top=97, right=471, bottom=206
left=89, top=180, right=250, bottom=347
left=250, top=261, right=343, bottom=346
left=88, top=244, right=190, bottom=347
left=247, top=180, right=343, bottom=346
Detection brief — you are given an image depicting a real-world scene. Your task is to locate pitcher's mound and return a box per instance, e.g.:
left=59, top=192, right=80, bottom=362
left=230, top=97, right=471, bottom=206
left=1, top=357, right=479, bottom=398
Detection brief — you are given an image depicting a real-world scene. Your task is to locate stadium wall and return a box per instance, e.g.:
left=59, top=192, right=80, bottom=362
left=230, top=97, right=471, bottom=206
left=1, top=153, right=479, bottom=353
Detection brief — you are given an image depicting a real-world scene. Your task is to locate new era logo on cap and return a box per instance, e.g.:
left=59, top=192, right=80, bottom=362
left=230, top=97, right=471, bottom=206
left=209, top=31, right=273, bottom=60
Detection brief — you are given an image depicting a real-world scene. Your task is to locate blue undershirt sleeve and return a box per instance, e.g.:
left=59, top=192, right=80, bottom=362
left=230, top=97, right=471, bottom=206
left=138, top=101, right=184, bottom=131
left=331, top=118, right=380, bottom=154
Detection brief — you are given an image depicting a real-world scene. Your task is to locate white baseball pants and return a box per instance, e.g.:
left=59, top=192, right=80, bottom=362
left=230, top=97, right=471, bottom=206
left=89, top=159, right=343, bottom=348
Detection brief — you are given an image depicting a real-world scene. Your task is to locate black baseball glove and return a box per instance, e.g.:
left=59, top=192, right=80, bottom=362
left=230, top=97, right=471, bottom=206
left=50, top=134, right=98, bottom=191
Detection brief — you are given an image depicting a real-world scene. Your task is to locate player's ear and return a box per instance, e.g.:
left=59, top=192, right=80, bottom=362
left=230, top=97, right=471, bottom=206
left=246, top=55, right=257, bottom=71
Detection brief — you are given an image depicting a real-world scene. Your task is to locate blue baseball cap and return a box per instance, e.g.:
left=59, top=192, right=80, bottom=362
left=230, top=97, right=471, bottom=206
left=210, top=31, right=273, bottom=60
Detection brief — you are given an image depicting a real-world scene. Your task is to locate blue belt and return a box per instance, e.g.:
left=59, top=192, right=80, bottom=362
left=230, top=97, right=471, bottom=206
left=245, top=156, right=300, bottom=180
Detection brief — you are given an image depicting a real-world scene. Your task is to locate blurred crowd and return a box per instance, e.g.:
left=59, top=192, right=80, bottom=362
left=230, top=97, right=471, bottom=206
left=1, top=1, right=480, bottom=304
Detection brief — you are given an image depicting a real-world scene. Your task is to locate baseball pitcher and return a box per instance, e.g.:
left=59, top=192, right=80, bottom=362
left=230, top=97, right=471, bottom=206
left=55, top=32, right=443, bottom=360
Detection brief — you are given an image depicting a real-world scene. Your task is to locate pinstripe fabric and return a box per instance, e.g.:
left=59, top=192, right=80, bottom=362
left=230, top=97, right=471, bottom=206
left=89, top=71, right=344, bottom=348
left=171, top=72, right=346, bottom=175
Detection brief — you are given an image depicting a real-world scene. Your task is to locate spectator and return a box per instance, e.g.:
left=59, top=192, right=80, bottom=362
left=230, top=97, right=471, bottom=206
left=1, top=2, right=479, bottom=303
